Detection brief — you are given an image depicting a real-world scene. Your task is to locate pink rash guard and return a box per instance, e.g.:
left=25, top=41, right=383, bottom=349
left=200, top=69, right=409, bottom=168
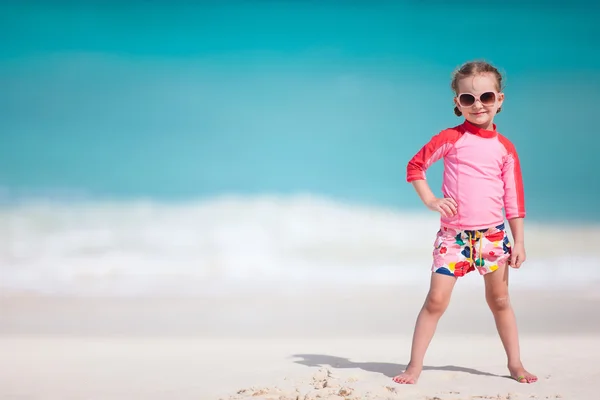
left=407, top=120, right=525, bottom=230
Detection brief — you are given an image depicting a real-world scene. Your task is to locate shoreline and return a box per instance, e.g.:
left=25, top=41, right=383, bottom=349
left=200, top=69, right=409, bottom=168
left=2, top=286, right=600, bottom=337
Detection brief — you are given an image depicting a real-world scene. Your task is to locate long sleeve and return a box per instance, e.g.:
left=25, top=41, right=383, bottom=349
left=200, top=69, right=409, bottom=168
left=406, top=128, right=460, bottom=182
left=498, top=135, right=526, bottom=219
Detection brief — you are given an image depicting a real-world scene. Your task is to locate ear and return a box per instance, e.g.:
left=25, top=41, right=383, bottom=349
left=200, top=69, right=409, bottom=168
left=497, top=92, right=505, bottom=107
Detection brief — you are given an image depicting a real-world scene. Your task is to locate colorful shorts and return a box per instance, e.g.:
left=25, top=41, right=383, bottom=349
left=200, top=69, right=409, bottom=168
left=432, top=223, right=511, bottom=277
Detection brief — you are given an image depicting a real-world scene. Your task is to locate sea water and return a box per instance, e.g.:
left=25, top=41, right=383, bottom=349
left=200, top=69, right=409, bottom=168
left=1, top=1, right=599, bottom=296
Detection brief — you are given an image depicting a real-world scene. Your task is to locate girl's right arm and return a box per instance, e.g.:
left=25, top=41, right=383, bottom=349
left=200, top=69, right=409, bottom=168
left=406, top=128, right=462, bottom=218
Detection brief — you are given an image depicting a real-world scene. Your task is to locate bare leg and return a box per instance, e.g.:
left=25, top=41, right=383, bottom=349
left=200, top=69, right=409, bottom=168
left=393, top=272, right=457, bottom=384
left=483, top=264, right=537, bottom=383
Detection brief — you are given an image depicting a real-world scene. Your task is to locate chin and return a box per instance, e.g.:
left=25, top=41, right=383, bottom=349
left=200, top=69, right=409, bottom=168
left=467, top=115, right=492, bottom=127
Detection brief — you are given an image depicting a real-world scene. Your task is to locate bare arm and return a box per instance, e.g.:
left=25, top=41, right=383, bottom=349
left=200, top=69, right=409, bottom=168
left=507, top=217, right=526, bottom=268
left=411, top=179, right=436, bottom=205
left=411, top=179, right=457, bottom=218
left=507, top=217, right=524, bottom=245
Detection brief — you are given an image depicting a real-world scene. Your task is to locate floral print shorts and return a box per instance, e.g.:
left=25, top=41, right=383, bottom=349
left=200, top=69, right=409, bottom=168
left=432, top=223, right=511, bottom=277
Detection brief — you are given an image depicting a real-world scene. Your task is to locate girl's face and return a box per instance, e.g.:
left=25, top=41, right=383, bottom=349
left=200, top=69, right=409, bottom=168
left=454, top=73, right=504, bottom=130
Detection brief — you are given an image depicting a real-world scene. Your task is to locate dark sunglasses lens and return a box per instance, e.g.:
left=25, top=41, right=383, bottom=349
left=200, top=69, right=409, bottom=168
left=480, top=92, right=496, bottom=105
left=459, top=94, right=475, bottom=107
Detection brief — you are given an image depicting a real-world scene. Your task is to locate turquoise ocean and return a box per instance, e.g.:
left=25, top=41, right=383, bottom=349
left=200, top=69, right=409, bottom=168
left=1, top=1, right=599, bottom=296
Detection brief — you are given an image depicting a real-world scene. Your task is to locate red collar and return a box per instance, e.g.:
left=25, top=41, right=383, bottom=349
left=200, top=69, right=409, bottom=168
left=461, top=120, right=497, bottom=138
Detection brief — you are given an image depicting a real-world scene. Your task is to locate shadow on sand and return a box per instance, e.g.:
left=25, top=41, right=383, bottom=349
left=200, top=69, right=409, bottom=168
left=291, top=353, right=506, bottom=379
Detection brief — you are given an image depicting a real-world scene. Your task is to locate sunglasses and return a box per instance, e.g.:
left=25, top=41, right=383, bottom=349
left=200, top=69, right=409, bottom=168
left=456, top=91, right=498, bottom=108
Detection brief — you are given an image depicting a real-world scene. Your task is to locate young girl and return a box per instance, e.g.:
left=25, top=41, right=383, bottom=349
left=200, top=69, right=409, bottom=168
left=393, top=60, right=537, bottom=385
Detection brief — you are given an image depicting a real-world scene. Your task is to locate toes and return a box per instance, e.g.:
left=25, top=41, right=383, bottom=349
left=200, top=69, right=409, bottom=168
left=512, top=373, right=537, bottom=383
left=392, top=375, right=411, bottom=384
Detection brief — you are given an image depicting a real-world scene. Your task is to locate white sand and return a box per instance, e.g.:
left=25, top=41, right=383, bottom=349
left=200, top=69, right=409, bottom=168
left=1, top=286, right=599, bottom=399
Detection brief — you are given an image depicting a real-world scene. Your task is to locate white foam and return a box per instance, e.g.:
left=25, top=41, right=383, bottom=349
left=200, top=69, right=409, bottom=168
left=0, top=194, right=598, bottom=297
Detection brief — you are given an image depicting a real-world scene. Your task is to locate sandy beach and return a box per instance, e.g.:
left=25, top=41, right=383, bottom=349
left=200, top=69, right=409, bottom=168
left=1, top=285, right=599, bottom=400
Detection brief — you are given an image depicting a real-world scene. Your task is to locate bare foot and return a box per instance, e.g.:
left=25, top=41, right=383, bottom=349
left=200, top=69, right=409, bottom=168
left=509, top=364, right=537, bottom=383
left=392, top=364, right=422, bottom=384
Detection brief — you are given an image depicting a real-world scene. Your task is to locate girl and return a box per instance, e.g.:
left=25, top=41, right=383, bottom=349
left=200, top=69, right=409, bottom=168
left=393, top=60, right=537, bottom=385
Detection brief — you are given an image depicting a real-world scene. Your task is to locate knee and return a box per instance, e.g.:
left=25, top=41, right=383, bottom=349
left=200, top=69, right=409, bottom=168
left=486, top=292, right=511, bottom=312
left=424, top=290, right=450, bottom=315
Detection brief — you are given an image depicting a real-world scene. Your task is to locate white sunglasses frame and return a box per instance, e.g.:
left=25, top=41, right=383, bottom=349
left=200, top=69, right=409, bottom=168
left=455, top=91, right=500, bottom=108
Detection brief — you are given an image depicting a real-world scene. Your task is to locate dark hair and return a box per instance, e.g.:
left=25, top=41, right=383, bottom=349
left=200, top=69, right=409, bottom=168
left=451, top=60, right=504, bottom=116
